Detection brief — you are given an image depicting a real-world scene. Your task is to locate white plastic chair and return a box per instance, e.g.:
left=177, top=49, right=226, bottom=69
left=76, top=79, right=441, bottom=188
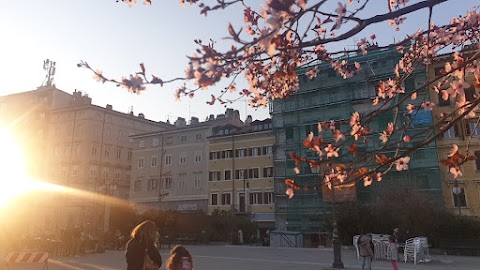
left=404, top=238, right=420, bottom=264
left=416, top=237, right=431, bottom=263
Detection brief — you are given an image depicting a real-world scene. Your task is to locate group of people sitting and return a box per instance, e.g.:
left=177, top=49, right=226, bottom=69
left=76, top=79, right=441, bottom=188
left=125, top=220, right=193, bottom=270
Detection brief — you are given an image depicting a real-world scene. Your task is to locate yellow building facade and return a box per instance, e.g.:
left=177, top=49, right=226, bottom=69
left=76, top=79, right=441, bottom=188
left=208, top=119, right=276, bottom=233
left=428, top=53, right=480, bottom=216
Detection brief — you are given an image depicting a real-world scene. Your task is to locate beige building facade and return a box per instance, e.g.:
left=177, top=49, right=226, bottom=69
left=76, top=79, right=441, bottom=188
left=429, top=52, right=480, bottom=216
left=0, top=87, right=170, bottom=235
left=207, top=119, right=275, bottom=234
left=129, top=109, right=243, bottom=212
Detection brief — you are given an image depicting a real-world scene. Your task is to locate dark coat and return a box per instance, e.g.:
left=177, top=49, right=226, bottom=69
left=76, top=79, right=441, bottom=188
left=125, top=237, right=162, bottom=270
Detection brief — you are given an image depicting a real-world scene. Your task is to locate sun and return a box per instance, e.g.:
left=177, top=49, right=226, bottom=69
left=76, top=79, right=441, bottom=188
left=0, top=128, right=34, bottom=208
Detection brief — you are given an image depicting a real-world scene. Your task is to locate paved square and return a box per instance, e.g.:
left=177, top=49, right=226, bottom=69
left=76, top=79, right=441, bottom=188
left=5, top=245, right=480, bottom=270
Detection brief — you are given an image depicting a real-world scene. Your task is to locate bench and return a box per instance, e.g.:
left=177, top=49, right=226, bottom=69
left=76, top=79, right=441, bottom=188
left=174, top=234, right=199, bottom=245
left=439, top=239, right=480, bottom=256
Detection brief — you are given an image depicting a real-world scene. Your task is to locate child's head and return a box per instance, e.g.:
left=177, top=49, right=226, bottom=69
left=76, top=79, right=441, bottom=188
left=166, top=245, right=193, bottom=270
left=389, top=235, right=396, bottom=243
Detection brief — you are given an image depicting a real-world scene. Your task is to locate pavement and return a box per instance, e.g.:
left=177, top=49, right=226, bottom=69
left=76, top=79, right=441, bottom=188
left=3, top=245, right=480, bottom=270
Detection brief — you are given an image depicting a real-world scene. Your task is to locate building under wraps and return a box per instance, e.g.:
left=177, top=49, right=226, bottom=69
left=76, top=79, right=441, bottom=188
left=271, top=48, right=443, bottom=247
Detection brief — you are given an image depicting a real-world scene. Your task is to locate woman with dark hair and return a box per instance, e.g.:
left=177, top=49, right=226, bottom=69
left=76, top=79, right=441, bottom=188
left=166, top=245, right=193, bottom=270
left=125, top=220, right=162, bottom=270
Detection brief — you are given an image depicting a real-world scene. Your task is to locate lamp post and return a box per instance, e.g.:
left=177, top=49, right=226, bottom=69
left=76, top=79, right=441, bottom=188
left=330, top=181, right=344, bottom=269
left=452, top=179, right=462, bottom=216
left=97, top=182, right=117, bottom=233
left=312, top=166, right=344, bottom=269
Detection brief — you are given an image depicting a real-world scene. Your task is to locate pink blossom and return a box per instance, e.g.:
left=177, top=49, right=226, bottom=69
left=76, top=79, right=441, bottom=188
left=363, top=175, right=373, bottom=187
left=450, top=166, right=463, bottom=178
left=406, top=104, right=415, bottom=114
left=403, top=135, right=411, bottom=142
left=448, top=144, right=459, bottom=158
left=333, top=130, right=345, bottom=142
left=286, top=188, right=295, bottom=199
left=421, top=101, right=435, bottom=111
left=376, top=173, right=383, bottom=182
left=394, top=156, right=410, bottom=171
left=325, top=144, right=339, bottom=158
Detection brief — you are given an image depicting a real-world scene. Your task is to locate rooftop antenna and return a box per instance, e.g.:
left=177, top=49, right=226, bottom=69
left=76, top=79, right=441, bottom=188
left=42, top=59, right=56, bottom=87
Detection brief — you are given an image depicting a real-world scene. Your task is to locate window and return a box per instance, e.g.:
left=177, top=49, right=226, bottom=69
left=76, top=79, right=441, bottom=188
left=90, top=166, right=96, bottom=177
left=116, top=148, right=121, bottom=159
left=285, top=127, right=294, bottom=139
left=165, top=155, right=172, bottom=166
left=194, top=176, right=201, bottom=188
left=235, top=169, right=247, bottom=179
left=438, top=92, right=451, bottom=106
left=134, top=180, right=142, bottom=192
left=148, top=179, right=158, bottom=191
left=91, top=146, right=97, bottom=155
left=222, top=193, right=232, bottom=205
left=166, top=136, right=173, bottom=145
left=164, top=177, right=172, bottom=189
left=453, top=187, right=467, bottom=207
left=222, top=150, right=233, bottom=159
left=263, top=167, right=274, bottom=177
left=115, top=171, right=121, bottom=179
left=434, top=67, right=444, bottom=76
left=105, top=128, right=111, bottom=138
left=250, top=147, right=261, bottom=156
left=152, top=138, right=159, bottom=146
left=209, top=171, right=221, bottom=181
left=442, top=123, right=459, bottom=138
left=180, top=135, right=187, bottom=142
left=178, top=174, right=186, bottom=190
left=103, top=169, right=109, bottom=179
left=224, top=170, right=232, bottom=180
left=465, top=86, right=476, bottom=102
left=138, top=158, right=144, bottom=168
left=151, top=156, right=158, bottom=167
left=179, top=153, right=187, bottom=165
left=235, top=148, right=246, bottom=158
left=127, top=151, right=132, bottom=161
left=404, top=78, right=415, bottom=92
left=249, top=168, right=260, bottom=178
left=104, top=147, right=110, bottom=158
left=139, top=140, right=145, bottom=148
left=475, top=151, right=480, bottom=171
left=466, top=121, right=480, bottom=136
left=211, top=193, right=218, bottom=205
left=264, top=192, right=274, bottom=204
left=209, top=151, right=220, bottom=160
left=195, top=133, right=202, bottom=141
left=249, top=192, right=263, bottom=204
left=194, top=151, right=202, bottom=163
left=71, top=168, right=78, bottom=177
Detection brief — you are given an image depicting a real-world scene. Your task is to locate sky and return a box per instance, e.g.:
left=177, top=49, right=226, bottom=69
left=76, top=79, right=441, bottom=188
left=0, top=0, right=478, bottom=123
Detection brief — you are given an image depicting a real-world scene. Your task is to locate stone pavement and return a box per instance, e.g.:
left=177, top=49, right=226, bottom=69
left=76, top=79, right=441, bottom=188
left=4, top=245, right=480, bottom=270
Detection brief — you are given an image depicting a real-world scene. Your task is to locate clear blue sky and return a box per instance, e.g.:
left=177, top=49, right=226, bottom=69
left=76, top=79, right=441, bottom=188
left=0, top=0, right=477, bottom=122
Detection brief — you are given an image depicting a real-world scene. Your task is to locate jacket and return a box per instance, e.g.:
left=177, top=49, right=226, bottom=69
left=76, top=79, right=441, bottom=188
left=125, top=237, right=162, bottom=270
left=358, top=234, right=374, bottom=257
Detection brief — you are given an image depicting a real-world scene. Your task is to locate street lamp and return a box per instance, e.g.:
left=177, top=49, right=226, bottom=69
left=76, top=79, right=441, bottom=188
left=452, top=179, right=462, bottom=216
left=97, top=182, right=117, bottom=233
left=243, top=169, right=250, bottom=213
left=311, top=166, right=344, bottom=269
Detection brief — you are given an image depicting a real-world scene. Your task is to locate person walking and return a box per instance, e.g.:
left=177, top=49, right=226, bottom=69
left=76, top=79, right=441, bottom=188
left=166, top=245, right=193, bottom=270
left=125, top=220, right=162, bottom=270
left=387, top=236, right=400, bottom=270
left=358, top=233, right=374, bottom=270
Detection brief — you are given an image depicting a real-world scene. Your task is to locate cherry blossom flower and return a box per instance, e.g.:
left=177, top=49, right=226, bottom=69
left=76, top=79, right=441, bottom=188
left=333, top=130, right=345, bottom=142
left=93, top=69, right=104, bottom=83
left=394, top=156, right=410, bottom=171
left=421, top=101, right=435, bottom=111
left=376, top=173, right=383, bottom=182
left=379, top=123, right=394, bottom=144
left=403, top=135, right=411, bottom=142
left=363, top=175, right=373, bottom=187
left=450, top=166, right=463, bottom=178
left=286, top=188, right=294, bottom=199
left=406, top=104, right=415, bottom=114
left=325, top=144, right=339, bottom=158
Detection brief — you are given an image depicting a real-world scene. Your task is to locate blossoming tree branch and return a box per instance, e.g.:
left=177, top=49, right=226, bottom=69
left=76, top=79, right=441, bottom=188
left=79, top=0, right=480, bottom=198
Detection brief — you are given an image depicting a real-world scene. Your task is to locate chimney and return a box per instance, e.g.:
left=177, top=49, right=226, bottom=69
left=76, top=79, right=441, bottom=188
left=138, top=113, right=145, bottom=119
left=216, top=114, right=225, bottom=119
left=190, top=117, right=199, bottom=125
left=106, top=104, right=113, bottom=110
left=225, top=108, right=234, bottom=118
left=209, top=114, right=215, bottom=121
left=175, top=117, right=186, bottom=127
left=245, top=115, right=252, bottom=126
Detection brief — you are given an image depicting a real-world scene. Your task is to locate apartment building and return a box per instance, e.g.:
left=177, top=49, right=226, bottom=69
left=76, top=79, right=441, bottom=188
left=428, top=51, right=480, bottom=216
left=0, top=86, right=170, bottom=234
left=129, top=109, right=243, bottom=212
left=207, top=118, right=275, bottom=235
